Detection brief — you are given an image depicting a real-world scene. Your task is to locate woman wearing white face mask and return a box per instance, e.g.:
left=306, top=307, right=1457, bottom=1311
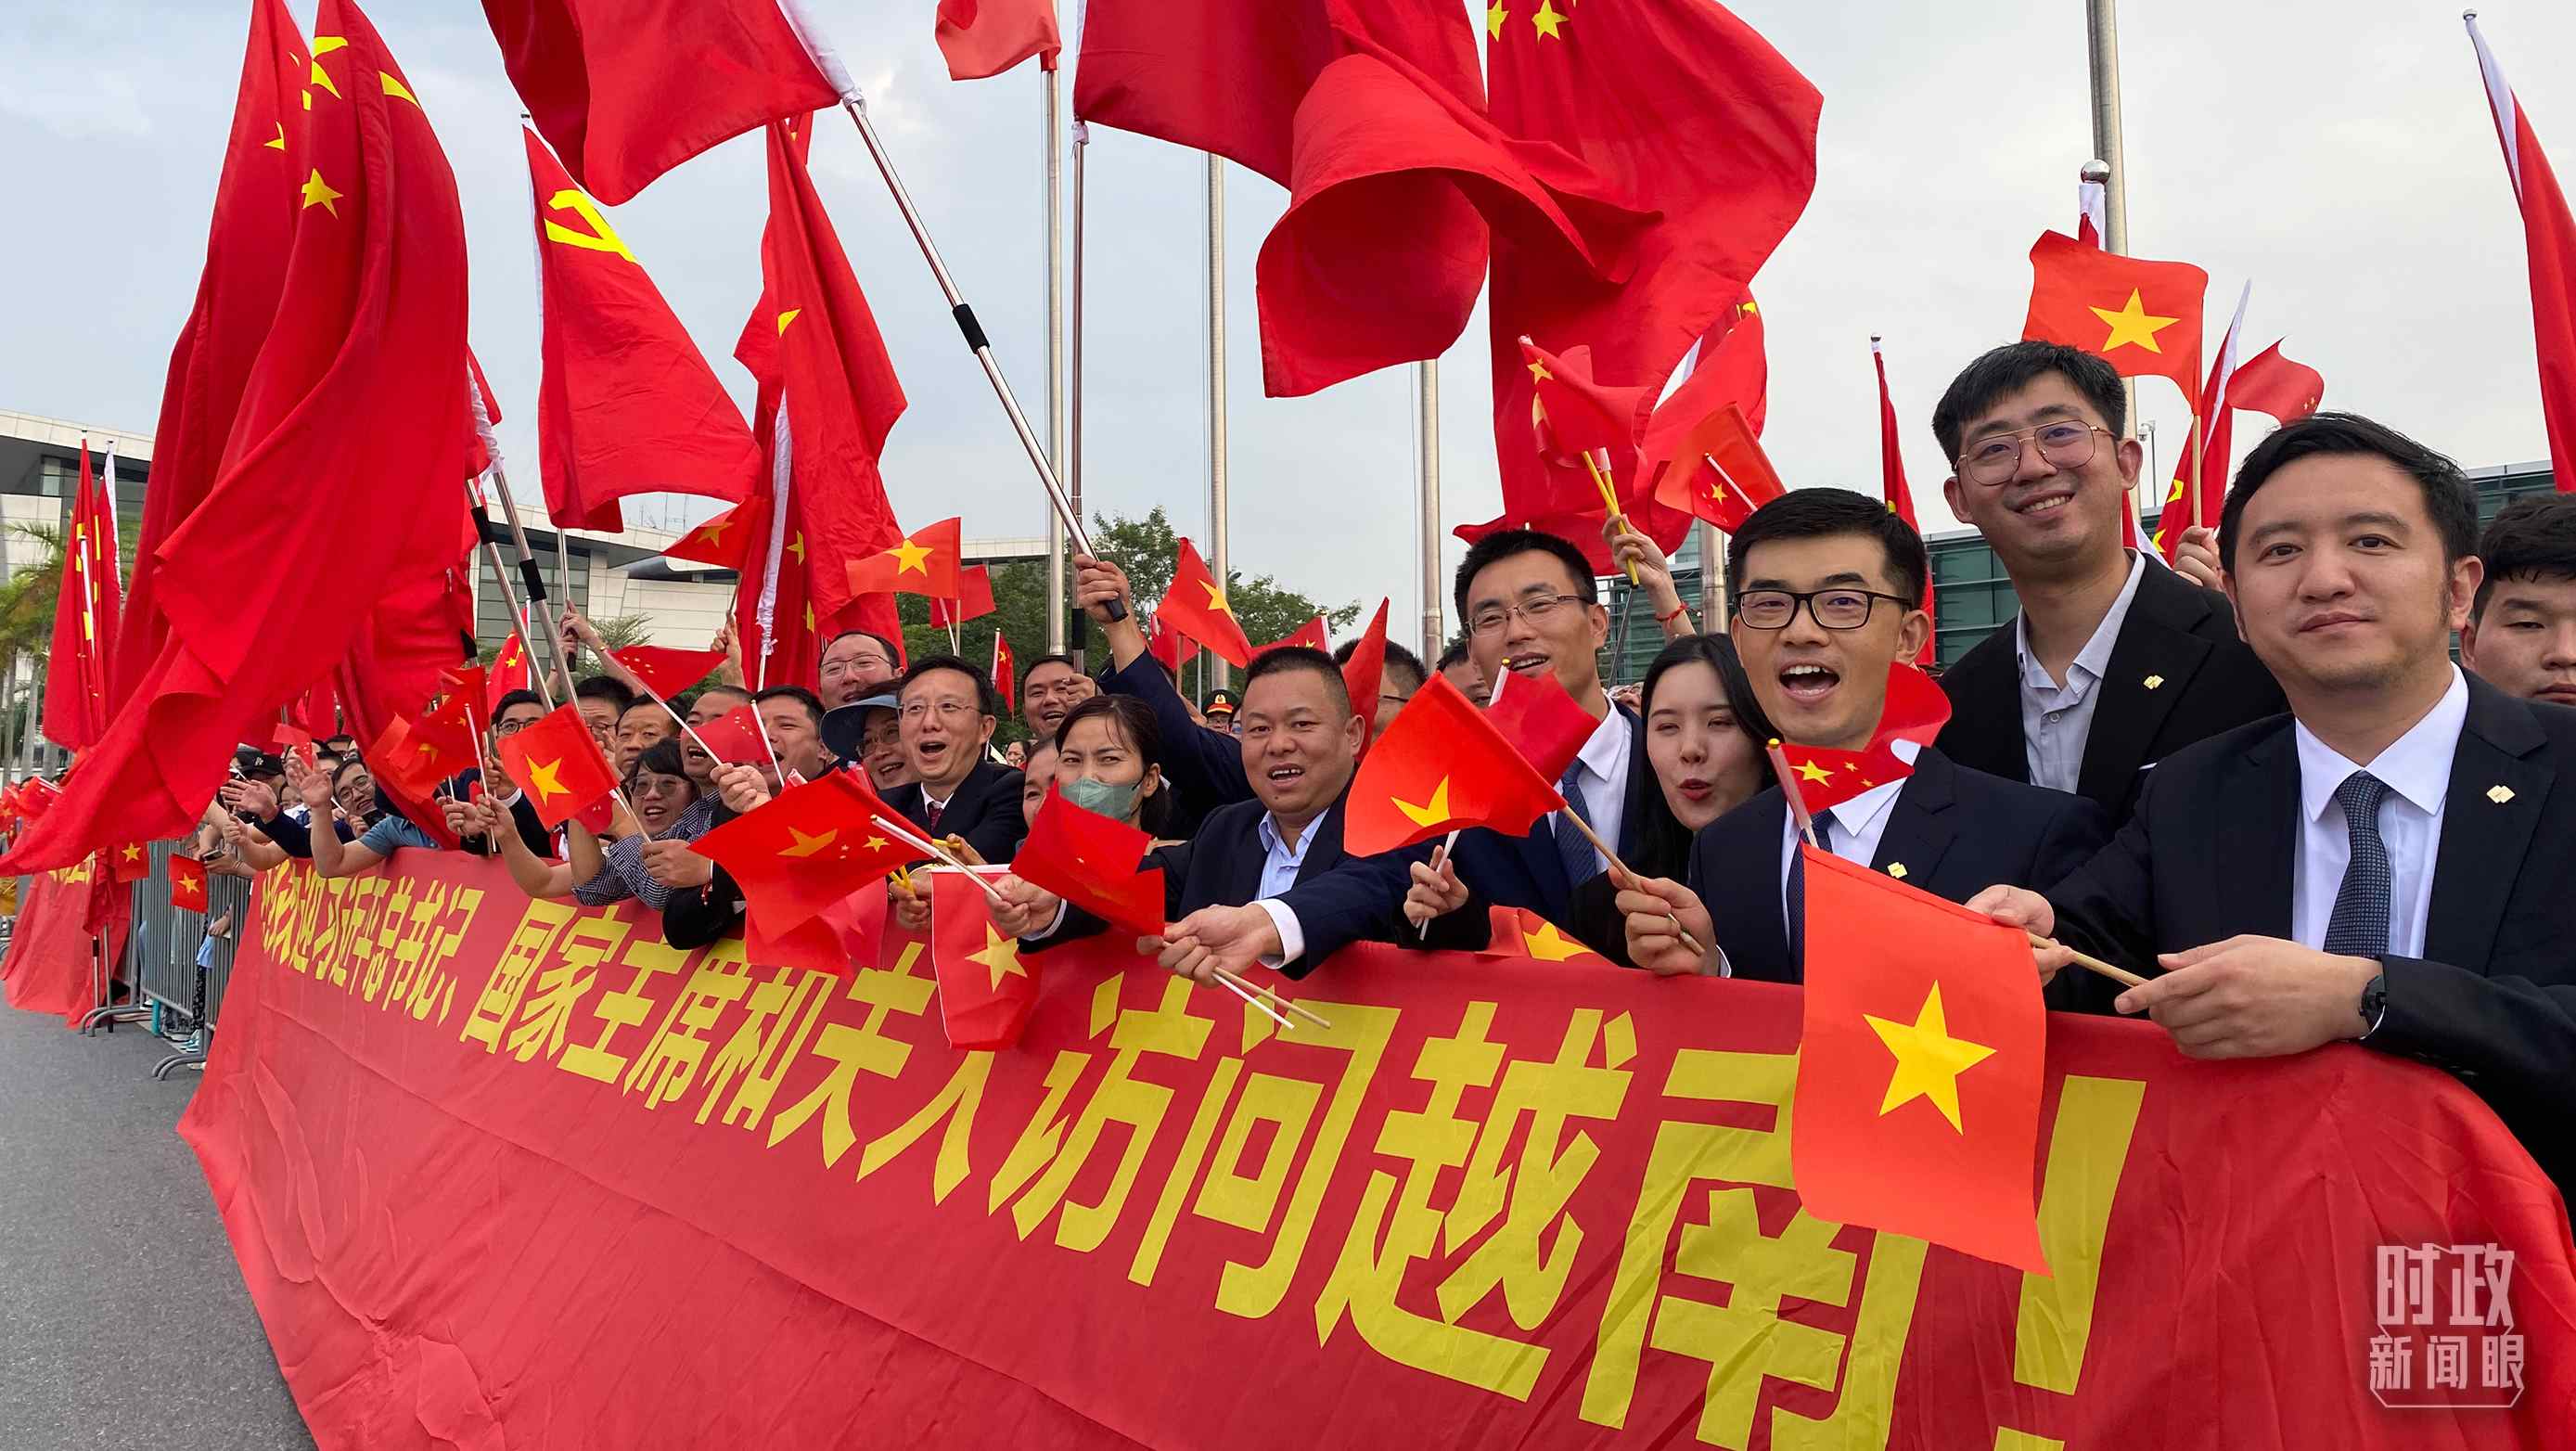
left=989, top=695, right=1174, bottom=937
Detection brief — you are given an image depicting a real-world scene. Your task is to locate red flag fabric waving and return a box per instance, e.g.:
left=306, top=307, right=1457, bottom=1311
left=1873, top=338, right=1934, bottom=662
left=927, top=868, right=1042, bottom=1050
left=663, top=505, right=750, bottom=570
left=486, top=629, right=531, bottom=712
left=2228, top=340, right=2326, bottom=425
left=1344, top=674, right=1564, bottom=855
left=1522, top=340, right=1647, bottom=461
left=1777, top=661, right=1952, bottom=815
left=1486, top=1, right=1818, bottom=545
left=2022, top=230, right=2208, bottom=401
left=1257, top=616, right=1331, bottom=659
left=844, top=517, right=962, bottom=598
left=481, top=0, right=843, bottom=205
left=43, top=448, right=116, bottom=751
left=1795, top=848, right=2049, bottom=1273
left=936, top=0, right=1060, bottom=82
left=610, top=645, right=727, bottom=702
left=695, top=704, right=774, bottom=767
left=1338, top=599, right=1389, bottom=749
left=109, top=841, right=152, bottom=885
left=1011, top=784, right=1167, bottom=939
left=524, top=126, right=756, bottom=533
left=168, top=854, right=211, bottom=913
left=931, top=565, right=996, bottom=627
left=1480, top=664, right=1596, bottom=786
left=1156, top=539, right=1255, bottom=669
left=1146, top=615, right=1198, bottom=675
left=6, top=0, right=471, bottom=872
left=992, top=631, right=1017, bottom=715
left=495, top=703, right=620, bottom=828
left=2156, top=291, right=2247, bottom=560
left=1646, top=400, right=1785, bottom=535
left=2470, top=16, right=2576, bottom=492
left=689, top=770, right=915, bottom=934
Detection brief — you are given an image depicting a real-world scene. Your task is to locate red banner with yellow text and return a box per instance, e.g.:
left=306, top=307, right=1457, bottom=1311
left=3, top=858, right=127, bottom=1026
left=183, top=855, right=2576, bottom=1449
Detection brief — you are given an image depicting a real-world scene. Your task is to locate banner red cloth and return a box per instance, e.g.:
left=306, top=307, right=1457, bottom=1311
left=186, top=854, right=2576, bottom=1449
left=2, top=861, right=128, bottom=1027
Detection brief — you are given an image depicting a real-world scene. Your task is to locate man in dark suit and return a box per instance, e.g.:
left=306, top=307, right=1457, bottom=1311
left=651, top=687, right=856, bottom=948
left=1977, top=415, right=2576, bottom=1188
left=1441, top=529, right=1657, bottom=927
left=1929, top=341, right=2284, bottom=825
left=882, top=655, right=1022, bottom=865
left=1000, top=648, right=1474, bottom=978
left=1620, top=489, right=2107, bottom=979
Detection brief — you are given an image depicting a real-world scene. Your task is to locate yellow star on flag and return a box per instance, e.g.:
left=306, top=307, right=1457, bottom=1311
left=264, top=122, right=286, bottom=150
left=778, top=827, right=839, bottom=859
left=379, top=71, right=418, bottom=107
left=1795, top=760, right=1833, bottom=784
left=2088, top=289, right=2181, bottom=354
left=699, top=518, right=731, bottom=546
left=301, top=169, right=344, bottom=216
left=775, top=308, right=801, bottom=335
left=1392, top=777, right=1453, bottom=828
left=176, top=877, right=202, bottom=903
left=863, top=835, right=891, bottom=854
left=525, top=757, right=569, bottom=802
left=967, top=925, right=1028, bottom=989
left=1525, top=358, right=1552, bottom=382
left=802, top=602, right=817, bottom=634
left=1865, top=982, right=1996, bottom=1133
left=120, top=844, right=142, bottom=863
left=1532, top=0, right=1567, bottom=38
left=788, top=533, right=806, bottom=563
left=1200, top=580, right=1234, bottom=615
left=889, top=536, right=934, bottom=574
left=1524, top=920, right=1595, bottom=962
left=1487, top=2, right=1509, bottom=39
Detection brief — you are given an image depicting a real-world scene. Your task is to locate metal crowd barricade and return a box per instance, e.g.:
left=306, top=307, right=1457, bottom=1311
left=124, top=841, right=254, bottom=1079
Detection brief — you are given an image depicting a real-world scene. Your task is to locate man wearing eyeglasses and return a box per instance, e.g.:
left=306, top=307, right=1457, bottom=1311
left=885, top=655, right=1025, bottom=865
left=1929, top=342, right=2284, bottom=826
left=818, top=629, right=902, bottom=710
left=1618, top=490, right=2108, bottom=982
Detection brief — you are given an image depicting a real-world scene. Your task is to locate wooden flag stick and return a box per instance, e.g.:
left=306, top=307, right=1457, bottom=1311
left=1561, top=810, right=1705, bottom=957
left=2031, top=932, right=2149, bottom=989
left=1763, top=738, right=1822, bottom=849
left=1580, top=451, right=1642, bottom=586
left=1225, top=969, right=1330, bottom=1030
left=1206, top=968, right=1293, bottom=1030
left=869, top=815, right=1008, bottom=906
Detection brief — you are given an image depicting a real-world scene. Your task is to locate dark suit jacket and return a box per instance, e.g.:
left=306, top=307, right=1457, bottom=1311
left=1449, top=705, right=1651, bottom=927
left=661, top=804, right=747, bottom=950
left=887, top=760, right=1024, bottom=865
left=1098, top=651, right=1253, bottom=832
left=2045, top=676, right=2576, bottom=1188
left=1937, top=558, right=2285, bottom=825
left=1692, top=747, right=2108, bottom=983
left=1026, top=795, right=1478, bottom=976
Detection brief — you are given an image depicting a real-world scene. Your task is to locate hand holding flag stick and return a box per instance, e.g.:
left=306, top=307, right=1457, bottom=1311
left=868, top=813, right=1009, bottom=906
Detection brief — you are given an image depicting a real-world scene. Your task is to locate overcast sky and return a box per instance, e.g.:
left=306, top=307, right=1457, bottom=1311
left=6, top=0, right=2574, bottom=639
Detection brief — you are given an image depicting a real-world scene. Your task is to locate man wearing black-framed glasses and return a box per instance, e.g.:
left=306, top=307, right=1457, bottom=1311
left=1929, top=341, right=2282, bottom=827
left=1618, top=489, right=2107, bottom=982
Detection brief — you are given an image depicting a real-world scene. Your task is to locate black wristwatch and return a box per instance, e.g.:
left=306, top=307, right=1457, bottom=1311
left=2357, top=969, right=2389, bottom=1041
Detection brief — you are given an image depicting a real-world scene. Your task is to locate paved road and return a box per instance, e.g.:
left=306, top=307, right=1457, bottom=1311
left=0, top=1006, right=313, bottom=1450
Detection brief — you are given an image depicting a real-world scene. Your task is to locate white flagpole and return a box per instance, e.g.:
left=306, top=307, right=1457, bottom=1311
left=755, top=400, right=793, bottom=691
left=1044, top=64, right=1070, bottom=657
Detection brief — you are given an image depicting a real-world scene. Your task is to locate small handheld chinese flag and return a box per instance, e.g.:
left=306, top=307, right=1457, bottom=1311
left=1480, top=664, right=1596, bottom=785
left=992, top=632, right=1018, bottom=716
left=168, top=854, right=210, bottom=912
left=1157, top=538, right=1255, bottom=668
left=1521, top=338, right=1647, bottom=461
left=844, top=517, right=962, bottom=598
left=272, top=721, right=318, bottom=774
left=1012, top=783, right=1166, bottom=939
left=747, top=883, right=889, bottom=979
left=486, top=631, right=532, bottom=712
left=2021, top=229, right=2207, bottom=400
left=611, top=644, right=727, bottom=701
left=1339, top=599, right=1390, bottom=753
left=1647, top=400, right=1785, bottom=534
left=373, top=713, right=471, bottom=803
left=1792, top=847, right=2048, bottom=1274
left=110, top=841, right=152, bottom=884
left=1344, top=674, right=1564, bottom=855
left=665, top=505, right=750, bottom=569
left=1775, top=661, right=1951, bottom=814
left=689, top=771, right=916, bottom=933
left=695, top=704, right=774, bottom=767
left=928, top=868, right=1043, bottom=1049
left=496, top=704, right=622, bottom=829
left=931, top=564, right=997, bottom=626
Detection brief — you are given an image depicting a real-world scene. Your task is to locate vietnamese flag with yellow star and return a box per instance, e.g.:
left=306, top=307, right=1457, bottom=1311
left=1480, top=905, right=1610, bottom=966
left=1345, top=674, right=1563, bottom=855
left=494, top=703, right=619, bottom=829
left=1011, top=783, right=1168, bottom=939
left=928, top=867, right=1043, bottom=1049
left=2022, top=230, right=2207, bottom=400
left=167, top=854, right=211, bottom=914
left=1155, top=538, right=1255, bottom=668
left=845, top=517, right=962, bottom=598
left=689, top=769, right=917, bottom=934
left=109, top=841, right=152, bottom=885
left=1793, top=846, right=2049, bottom=1273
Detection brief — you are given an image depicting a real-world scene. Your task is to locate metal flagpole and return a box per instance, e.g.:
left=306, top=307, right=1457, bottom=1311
left=1070, top=119, right=1090, bottom=632
left=2083, top=1, right=2145, bottom=525
left=467, top=372, right=577, bottom=699
left=755, top=402, right=793, bottom=691
left=1206, top=155, right=1229, bottom=682
left=462, top=480, right=560, bottom=713
left=1044, top=65, right=1070, bottom=658
left=1417, top=361, right=1442, bottom=659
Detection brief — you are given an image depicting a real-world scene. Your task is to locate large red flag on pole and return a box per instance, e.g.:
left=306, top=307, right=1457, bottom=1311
left=43, top=447, right=117, bottom=751
left=479, top=0, right=845, bottom=205
left=2467, top=14, right=2576, bottom=493
left=936, top=0, right=1060, bottom=82
left=5, top=0, right=471, bottom=871
left=1872, top=338, right=1934, bottom=664
left=2154, top=282, right=2249, bottom=559
left=523, top=125, right=756, bottom=533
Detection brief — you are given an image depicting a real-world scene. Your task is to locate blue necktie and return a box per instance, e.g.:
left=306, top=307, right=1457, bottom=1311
left=2323, top=772, right=2393, bottom=957
left=1787, top=815, right=1835, bottom=975
left=1552, top=761, right=1600, bottom=889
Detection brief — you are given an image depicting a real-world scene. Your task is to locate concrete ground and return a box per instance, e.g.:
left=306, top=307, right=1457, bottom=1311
left=0, top=1005, right=313, bottom=1449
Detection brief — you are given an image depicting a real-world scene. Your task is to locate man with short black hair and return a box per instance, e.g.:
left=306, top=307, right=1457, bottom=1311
left=2461, top=494, right=2576, bottom=707
left=751, top=685, right=837, bottom=785
left=1929, top=340, right=2283, bottom=825
left=1435, top=639, right=1489, bottom=708
left=574, top=675, right=636, bottom=755
left=321, top=734, right=358, bottom=762
left=887, top=656, right=1022, bottom=863
left=820, top=629, right=901, bottom=709
left=1334, top=636, right=1427, bottom=741
left=1020, top=653, right=1097, bottom=739
left=679, top=684, right=755, bottom=786
left=1976, top=413, right=2576, bottom=1189
left=443, top=688, right=555, bottom=857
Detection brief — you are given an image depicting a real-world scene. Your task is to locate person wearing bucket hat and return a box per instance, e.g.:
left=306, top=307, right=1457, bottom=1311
left=821, top=693, right=913, bottom=794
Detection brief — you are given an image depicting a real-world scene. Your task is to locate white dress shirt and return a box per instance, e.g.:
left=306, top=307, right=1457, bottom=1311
left=1558, top=700, right=1634, bottom=876
left=1776, top=739, right=1921, bottom=919
left=2289, top=667, right=2466, bottom=957
left=2016, top=551, right=2149, bottom=793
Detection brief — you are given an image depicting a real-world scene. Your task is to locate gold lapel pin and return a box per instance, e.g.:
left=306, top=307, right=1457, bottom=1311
left=2143, top=674, right=2166, bottom=690
left=1887, top=863, right=1908, bottom=880
left=2488, top=784, right=2517, bottom=804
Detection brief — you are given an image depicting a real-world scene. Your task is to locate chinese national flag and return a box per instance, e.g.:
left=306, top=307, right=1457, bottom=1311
left=1338, top=599, right=1389, bottom=750
left=2227, top=340, right=2326, bottom=426
left=2155, top=291, right=2246, bottom=559
left=495, top=704, right=621, bottom=829
left=1792, top=847, right=2048, bottom=1273
left=1344, top=674, right=1563, bottom=855
left=1487, top=1, right=1817, bottom=547
left=1521, top=339, right=1646, bottom=460
left=665, top=505, right=750, bottom=570
left=480, top=0, right=843, bottom=205
left=6, top=0, right=472, bottom=872
left=931, top=565, right=997, bottom=627
left=1480, top=665, right=1595, bottom=785
left=1257, top=616, right=1331, bottom=659
left=1156, top=538, right=1255, bottom=668
left=731, top=117, right=906, bottom=690
left=2021, top=230, right=2207, bottom=400
left=1646, top=400, right=1785, bottom=535
left=18, top=777, right=58, bottom=820
left=992, top=632, right=1017, bottom=716
left=1481, top=906, right=1610, bottom=966
left=272, top=721, right=318, bottom=774
left=486, top=629, right=531, bottom=712
left=43, top=447, right=117, bottom=751
left=372, top=712, right=470, bottom=806
left=2470, top=16, right=2576, bottom=492
left=1012, top=784, right=1167, bottom=939
left=168, top=854, right=211, bottom=913
left=1776, top=661, right=1950, bottom=815
left=689, top=770, right=916, bottom=933
left=524, top=125, right=755, bottom=533
left=844, top=517, right=962, bottom=598
left=1874, top=338, right=1934, bottom=662
left=937, top=0, right=1060, bottom=83
left=610, top=644, right=727, bottom=702
left=696, top=705, right=774, bottom=767
left=747, top=887, right=888, bottom=979
left=928, top=868, right=1042, bottom=1050
left=109, top=842, right=152, bottom=885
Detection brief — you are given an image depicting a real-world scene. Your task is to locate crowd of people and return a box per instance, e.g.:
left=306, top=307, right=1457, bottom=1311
left=165, top=340, right=2576, bottom=1192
